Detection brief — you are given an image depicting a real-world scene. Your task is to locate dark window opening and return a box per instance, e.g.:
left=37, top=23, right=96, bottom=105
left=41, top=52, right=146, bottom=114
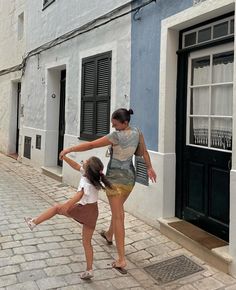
left=24, top=136, right=31, bottom=159
left=230, top=19, right=234, bottom=34
left=36, top=135, right=41, bottom=150
left=213, top=22, right=228, bottom=39
left=184, top=32, right=197, bottom=47
left=198, top=27, right=211, bottom=43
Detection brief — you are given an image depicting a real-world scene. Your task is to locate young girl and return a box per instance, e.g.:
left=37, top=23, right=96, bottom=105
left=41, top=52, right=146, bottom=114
left=24, top=155, right=112, bottom=280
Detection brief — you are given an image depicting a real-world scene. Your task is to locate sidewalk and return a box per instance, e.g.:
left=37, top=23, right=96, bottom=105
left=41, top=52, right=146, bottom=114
left=0, top=153, right=236, bottom=290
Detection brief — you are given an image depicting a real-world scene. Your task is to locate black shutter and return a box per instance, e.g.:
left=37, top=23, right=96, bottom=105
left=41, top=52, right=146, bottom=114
left=81, top=52, right=111, bottom=140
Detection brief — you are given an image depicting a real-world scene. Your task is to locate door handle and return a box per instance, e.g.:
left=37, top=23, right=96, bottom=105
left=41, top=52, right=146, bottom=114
left=228, top=158, right=232, bottom=170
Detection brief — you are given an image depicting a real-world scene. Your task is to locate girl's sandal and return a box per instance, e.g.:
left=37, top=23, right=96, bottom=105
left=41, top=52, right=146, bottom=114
left=80, top=270, right=93, bottom=280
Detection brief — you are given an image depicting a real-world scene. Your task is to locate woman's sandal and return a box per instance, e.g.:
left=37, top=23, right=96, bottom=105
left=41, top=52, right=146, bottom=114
left=111, top=261, right=127, bottom=275
left=100, top=230, right=113, bottom=245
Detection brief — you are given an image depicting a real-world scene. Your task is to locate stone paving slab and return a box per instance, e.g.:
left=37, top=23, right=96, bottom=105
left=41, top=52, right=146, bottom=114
left=0, top=153, right=236, bottom=289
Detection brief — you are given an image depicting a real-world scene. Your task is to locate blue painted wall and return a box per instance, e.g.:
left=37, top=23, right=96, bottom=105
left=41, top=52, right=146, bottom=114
left=130, top=0, right=193, bottom=151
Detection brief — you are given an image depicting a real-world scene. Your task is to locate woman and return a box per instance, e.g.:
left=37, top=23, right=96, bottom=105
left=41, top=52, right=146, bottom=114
left=59, top=108, right=156, bottom=274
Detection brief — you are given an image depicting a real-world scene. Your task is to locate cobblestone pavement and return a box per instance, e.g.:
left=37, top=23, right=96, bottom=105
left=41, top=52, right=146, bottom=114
left=1, top=153, right=236, bottom=290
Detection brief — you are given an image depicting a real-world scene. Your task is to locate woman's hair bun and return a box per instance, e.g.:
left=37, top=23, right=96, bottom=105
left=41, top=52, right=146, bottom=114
left=128, top=109, right=134, bottom=115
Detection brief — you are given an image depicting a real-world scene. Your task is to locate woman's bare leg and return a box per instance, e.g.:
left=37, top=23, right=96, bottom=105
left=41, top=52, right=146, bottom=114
left=33, top=204, right=61, bottom=225
left=105, top=220, right=113, bottom=241
left=105, top=194, right=129, bottom=242
left=107, top=195, right=129, bottom=268
left=82, top=225, right=94, bottom=270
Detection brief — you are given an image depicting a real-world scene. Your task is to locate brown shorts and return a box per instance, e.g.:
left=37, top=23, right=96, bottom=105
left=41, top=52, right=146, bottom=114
left=67, top=202, right=98, bottom=230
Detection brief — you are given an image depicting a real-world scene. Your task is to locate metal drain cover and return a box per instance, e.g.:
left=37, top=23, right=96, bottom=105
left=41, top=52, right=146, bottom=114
left=144, top=255, right=204, bottom=284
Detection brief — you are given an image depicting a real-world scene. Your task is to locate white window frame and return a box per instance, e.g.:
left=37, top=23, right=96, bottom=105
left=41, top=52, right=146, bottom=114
left=186, top=42, right=234, bottom=152
left=183, top=16, right=234, bottom=48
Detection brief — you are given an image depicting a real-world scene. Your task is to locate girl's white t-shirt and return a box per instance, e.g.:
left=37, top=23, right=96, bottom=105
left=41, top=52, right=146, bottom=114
left=78, top=168, right=99, bottom=205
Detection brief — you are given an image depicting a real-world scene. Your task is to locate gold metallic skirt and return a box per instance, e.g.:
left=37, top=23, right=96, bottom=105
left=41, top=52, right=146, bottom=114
left=106, top=183, right=134, bottom=197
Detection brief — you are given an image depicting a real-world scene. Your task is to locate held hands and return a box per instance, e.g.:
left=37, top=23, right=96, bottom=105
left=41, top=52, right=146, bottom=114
left=59, top=149, right=69, bottom=160
left=147, top=167, right=157, bottom=183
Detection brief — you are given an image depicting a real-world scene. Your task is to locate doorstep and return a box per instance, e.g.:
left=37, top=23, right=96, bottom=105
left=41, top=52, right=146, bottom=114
left=41, top=166, right=62, bottom=182
left=7, top=153, right=18, bottom=160
left=158, top=217, right=233, bottom=274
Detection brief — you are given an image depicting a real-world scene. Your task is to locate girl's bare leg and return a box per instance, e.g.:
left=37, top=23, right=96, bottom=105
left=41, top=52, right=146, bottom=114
left=107, top=195, right=129, bottom=268
left=82, top=225, right=94, bottom=270
left=33, top=204, right=61, bottom=225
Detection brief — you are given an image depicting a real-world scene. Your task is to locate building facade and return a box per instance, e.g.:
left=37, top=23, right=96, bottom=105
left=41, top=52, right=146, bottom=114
left=1, top=0, right=236, bottom=277
left=0, top=0, right=25, bottom=156
left=129, top=0, right=236, bottom=277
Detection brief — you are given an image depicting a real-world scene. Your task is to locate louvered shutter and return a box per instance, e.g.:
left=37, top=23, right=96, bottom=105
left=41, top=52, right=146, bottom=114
left=81, top=60, right=96, bottom=137
left=81, top=52, right=111, bottom=140
left=96, top=56, right=111, bottom=137
left=135, top=156, right=149, bottom=186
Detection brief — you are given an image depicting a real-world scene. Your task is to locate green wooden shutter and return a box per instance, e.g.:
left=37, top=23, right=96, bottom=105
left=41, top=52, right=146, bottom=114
left=81, top=52, right=111, bottom=140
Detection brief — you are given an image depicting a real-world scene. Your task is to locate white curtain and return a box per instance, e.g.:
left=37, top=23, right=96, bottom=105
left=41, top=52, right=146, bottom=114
left=191, top=55, right=233, bottom=150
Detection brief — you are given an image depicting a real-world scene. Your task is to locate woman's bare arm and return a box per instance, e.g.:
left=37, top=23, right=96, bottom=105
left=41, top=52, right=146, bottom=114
left=59, top=136, right=112, bottom=159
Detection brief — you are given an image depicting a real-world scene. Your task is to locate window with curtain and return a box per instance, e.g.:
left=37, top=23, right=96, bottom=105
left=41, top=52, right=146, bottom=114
left=188, top=50, right=233, bottom=151
left=80, top=52, right=111, bottom=140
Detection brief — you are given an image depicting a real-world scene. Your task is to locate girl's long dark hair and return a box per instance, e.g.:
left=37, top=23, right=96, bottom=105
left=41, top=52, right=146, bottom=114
left=85, top=156, right=112, bottom=190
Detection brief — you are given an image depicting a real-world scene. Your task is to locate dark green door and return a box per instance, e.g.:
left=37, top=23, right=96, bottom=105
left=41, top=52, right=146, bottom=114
left=57, top=70, right=66, bottom=167
left=177, top=43, right=233, bottom=241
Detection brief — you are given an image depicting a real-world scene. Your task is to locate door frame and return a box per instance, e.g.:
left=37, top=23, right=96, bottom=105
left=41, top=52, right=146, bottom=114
left=176, top=28, right=234, bottom=221
left=44, top=62, right=67, bottom=167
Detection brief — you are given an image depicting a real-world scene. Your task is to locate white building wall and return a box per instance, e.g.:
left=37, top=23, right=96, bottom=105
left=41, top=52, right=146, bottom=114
left=21, top=1, right=131, bottom=170
left=0, top=0, right=25, bottom=154
left=26, top=0, right=129, bottom=52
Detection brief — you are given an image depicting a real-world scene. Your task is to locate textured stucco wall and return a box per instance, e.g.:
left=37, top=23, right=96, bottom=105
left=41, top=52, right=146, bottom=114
left=0, top=0, right=25, bottom=153
left=26, top=0, right=129, bottom=51
left=0, top=0, right=25, bottom=68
